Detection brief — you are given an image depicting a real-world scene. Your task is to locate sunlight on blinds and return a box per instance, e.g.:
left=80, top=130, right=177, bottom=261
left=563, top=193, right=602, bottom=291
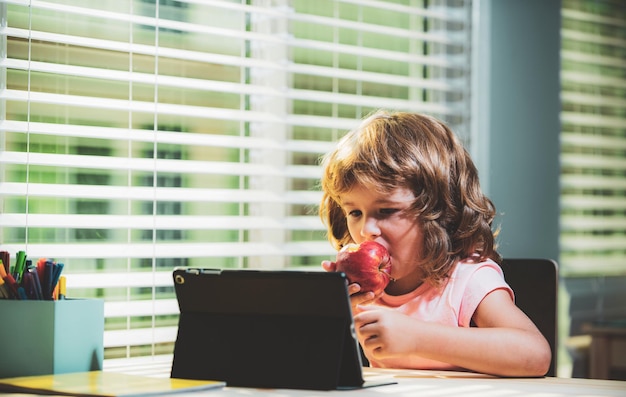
left=560, top=0, right=626, bottom=275
left=0, top=0, right=472, bottom=361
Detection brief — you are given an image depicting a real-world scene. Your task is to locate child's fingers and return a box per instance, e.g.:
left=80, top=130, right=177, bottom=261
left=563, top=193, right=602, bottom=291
left=321, top=260, right=337, bottom=272
left=347, top=282, right=361, bottom=295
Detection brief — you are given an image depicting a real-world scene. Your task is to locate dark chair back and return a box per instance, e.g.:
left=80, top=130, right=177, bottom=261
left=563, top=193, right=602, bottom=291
left=501, top=258, right=559, bottom=377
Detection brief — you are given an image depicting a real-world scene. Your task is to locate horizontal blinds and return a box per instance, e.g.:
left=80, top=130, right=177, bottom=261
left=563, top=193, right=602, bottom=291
left=0, top=0, right=472, bottom=361
left=560, top=0, right=626, bottom=275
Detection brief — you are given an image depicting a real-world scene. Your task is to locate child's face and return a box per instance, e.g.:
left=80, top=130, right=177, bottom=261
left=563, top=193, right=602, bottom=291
left=339, top=184, right=424, bottom=283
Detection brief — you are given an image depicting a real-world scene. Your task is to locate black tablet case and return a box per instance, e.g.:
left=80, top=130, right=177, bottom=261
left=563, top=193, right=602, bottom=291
left=170, top=268, right=366, bottom=390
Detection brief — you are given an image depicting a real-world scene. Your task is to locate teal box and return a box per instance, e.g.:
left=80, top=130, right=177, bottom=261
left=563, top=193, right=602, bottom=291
left=0, top=299, right=104, bottom=378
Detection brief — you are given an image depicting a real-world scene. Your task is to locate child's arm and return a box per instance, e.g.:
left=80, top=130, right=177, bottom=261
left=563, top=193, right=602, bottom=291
left=354, top=289, right=552, bottom=377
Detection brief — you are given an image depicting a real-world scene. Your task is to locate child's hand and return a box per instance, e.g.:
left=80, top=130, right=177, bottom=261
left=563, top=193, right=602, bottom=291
left=321, top=260, right=337, bottom=272
left=353, top=304, right=418, bottom=361
left=322, top=260, right=378, bottom=312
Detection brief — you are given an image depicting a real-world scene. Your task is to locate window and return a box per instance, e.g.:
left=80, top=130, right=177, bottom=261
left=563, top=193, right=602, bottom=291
left=0, top=0, right=472, bottom=362
left=560, top=0, right=626, bottom=275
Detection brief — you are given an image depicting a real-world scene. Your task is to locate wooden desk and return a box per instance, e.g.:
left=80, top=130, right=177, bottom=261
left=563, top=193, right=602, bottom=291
left=585, top=320, right=626, bottom=380
left=104, top=355, right=626, bottom=397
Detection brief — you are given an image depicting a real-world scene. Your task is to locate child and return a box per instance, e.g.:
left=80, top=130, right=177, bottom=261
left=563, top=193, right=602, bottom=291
left=319, top=110, right=551, bottom=377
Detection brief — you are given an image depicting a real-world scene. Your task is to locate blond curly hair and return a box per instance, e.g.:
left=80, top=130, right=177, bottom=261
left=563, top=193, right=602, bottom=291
left=319, top=110, right=501, bottom=286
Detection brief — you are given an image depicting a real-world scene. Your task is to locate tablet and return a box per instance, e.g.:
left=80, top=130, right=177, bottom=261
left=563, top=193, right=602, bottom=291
left=170, top=268, right=391, bottom=390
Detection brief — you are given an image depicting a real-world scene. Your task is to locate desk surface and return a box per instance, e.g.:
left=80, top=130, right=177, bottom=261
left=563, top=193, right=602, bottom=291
left=99, top=355, right=626, bottom=397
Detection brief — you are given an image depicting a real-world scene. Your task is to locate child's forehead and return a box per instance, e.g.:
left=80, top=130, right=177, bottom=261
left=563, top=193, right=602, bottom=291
left=339, top=184, right=415, bottom=205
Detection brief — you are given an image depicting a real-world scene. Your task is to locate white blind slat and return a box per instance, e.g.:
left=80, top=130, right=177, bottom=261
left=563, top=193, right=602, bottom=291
left=105, top=299, right=179, bottom=318
left=562, top=132, right=626, bottom=150
left=561, top=70, right=626, bottom=89
left=561, top=195, right=626, bottom=211
left=1, top=120, right=335, bottom=153
left=0, top=242, right=336, bottom=261
left=0, top=182, right=322, bottom=204
left=104, top=327, right=178, bottom=349
left=0, top=214, right=325, bottom=231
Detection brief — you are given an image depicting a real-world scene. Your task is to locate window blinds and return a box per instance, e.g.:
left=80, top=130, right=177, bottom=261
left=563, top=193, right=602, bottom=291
left=560, top=0, right=626, bottom=275
left=0, top=0, right=472, bottom=361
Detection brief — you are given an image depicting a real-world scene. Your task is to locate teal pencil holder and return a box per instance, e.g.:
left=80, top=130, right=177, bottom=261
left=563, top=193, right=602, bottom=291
left=0, top=299, right=104, bottom=378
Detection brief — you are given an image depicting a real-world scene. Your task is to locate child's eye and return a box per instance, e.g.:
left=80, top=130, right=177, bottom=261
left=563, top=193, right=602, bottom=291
left=380, top=208, right=399, bottom=215
left=347, top=210, right=362, bottom=217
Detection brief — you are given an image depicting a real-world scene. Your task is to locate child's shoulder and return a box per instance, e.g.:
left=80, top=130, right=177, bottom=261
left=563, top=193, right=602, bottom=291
left=452, top=257, right=505, bottom=281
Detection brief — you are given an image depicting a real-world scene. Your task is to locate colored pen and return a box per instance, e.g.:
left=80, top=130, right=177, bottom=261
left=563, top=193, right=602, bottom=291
left=22, top=271, right=35, bottom=299
left=14, top=251, right=27, bottom=283
left=0, top=251, right=9, bottom=276
left=36, top=258, right=47, bottom=281
left=0, top=277, right=9, bottom=299
left=2, top=274, right=19, bottom=298
left=50, top=262, right=64, bottom=293
left=44, top=261, right=54, bottom=299
left=58, top=276, right=67, bottom=300
left=17, top=286, right=28, bottom=300
left=28, top=267, right=44, bottom=300
left=23, top=266, right=43, bottom=300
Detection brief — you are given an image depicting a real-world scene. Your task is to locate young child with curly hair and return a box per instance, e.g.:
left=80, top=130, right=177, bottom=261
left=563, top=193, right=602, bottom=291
left=319, top=110, right=551, bottom=377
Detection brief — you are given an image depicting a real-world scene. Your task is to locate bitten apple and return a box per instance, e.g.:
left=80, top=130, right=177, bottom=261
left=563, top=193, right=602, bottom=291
left=334, top=241, right=392, bottom=295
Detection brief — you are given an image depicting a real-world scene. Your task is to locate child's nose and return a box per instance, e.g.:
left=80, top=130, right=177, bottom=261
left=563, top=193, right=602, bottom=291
left=361, top=216, right=381, bottom=239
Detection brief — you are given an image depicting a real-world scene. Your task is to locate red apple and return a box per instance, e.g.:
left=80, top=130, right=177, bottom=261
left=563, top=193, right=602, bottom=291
left=334, top=241, right=392, bottom=295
